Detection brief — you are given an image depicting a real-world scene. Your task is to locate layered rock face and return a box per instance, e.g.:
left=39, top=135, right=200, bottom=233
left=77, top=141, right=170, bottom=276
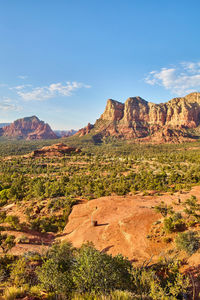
left=0, top=116, right=57, bottom=140
left=77, top=92, right=200, bottom=143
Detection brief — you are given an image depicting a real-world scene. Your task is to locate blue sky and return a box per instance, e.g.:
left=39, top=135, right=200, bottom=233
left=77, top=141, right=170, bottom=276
left=0, top=0, right=200, bottom=129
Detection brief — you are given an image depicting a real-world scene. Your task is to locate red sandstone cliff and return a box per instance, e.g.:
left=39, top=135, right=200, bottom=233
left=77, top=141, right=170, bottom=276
left=76, top=92, right=200, bottom=143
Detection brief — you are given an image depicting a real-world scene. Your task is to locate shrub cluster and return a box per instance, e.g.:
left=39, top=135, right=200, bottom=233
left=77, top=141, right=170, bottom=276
left=2, top=242, right=190, bottom=299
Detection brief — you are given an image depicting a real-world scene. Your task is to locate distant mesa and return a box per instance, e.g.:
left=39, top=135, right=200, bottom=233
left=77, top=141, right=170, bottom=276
left=31, top=143, right=81, bottom=157
left=54, top=129, right=77, bottom=138
left=0, top=116, right=57, bottom=140
left=76, top=92, right=200, bottom=143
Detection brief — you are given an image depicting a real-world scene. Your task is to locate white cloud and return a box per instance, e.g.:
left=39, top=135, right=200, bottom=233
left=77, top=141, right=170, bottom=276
left=18, top=75, right=28, bottom=80
left=145, top=62, right=200, bottom=95
left=0, top=98, right=22, bottom=111
left=181, top=62, right=200, bottom=74
left=17, top=81, right=91, bottom=101
left=10, top=84, right=32, bottom=91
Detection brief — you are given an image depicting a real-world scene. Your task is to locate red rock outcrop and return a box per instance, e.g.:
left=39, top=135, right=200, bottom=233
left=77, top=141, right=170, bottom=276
left=31, top=143, right=81, bottom=157
left=76, top=92, right=200, bottom=143
left=62, top=186, right=200, bottom=261
left=76, top=123, right=94, bottom=137
left=0, top=116, right=57, bottom=140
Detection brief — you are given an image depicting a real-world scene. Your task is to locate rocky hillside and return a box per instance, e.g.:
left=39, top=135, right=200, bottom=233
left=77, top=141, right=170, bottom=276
left=77, top=92, right=200, bottom=143
left=0, top=116, right=57, bottom=140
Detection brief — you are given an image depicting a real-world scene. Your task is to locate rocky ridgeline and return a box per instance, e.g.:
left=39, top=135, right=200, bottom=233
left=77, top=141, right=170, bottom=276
left=0, top=116, right=57, bottom=140
left=77, top=92, right=200, bottom=143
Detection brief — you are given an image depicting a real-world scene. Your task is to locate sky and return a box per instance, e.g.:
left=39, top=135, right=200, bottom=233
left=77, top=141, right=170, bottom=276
left=0, top=0, right=200, bottom=130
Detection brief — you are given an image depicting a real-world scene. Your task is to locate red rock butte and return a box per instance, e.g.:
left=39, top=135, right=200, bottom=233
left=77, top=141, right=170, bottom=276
left=0, top=116, right=57, bottom=140
left=77, top=92, right=200, bottom=143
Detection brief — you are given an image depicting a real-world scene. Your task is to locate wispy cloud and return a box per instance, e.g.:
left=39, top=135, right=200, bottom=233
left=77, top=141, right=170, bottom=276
left=145, top=62, right=200, bottom=95
left=16, top=81, right=91, bottom=101
left=18, top=75, right=28, bottom=80
left=10, top=84, right=32, bottom=91
left=0, top=98, right=22, bottom=111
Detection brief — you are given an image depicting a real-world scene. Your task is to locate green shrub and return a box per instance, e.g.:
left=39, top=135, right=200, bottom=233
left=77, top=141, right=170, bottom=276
left=72, top=290, right=133, bottom=299
left=187, top=219, right=196, bottom=227
left=154, top=202, right=173, bottom=217
left=184, top=195, right=200, bottom=217
left=5, top=215, right=21, bottom=230
left=0, top=189, right=9, bottom=206
left=72, top=243, right=132, bottom=294
left=132, top=258, right=189, bottom=300
left=163, top=217, right=175, bottom=233
left=36, top=242, right=74, bottom=295
left=0, top=255, right=16, bottom=283
left=173, top=219, right=186, bottom=232
left=4, top=286, right=27, bottom=300
left=163, top=215, right=186, bottom=234
left=30, top=214, right=68, bottom=233
left=175, top=231, right=199, bottom=254
left=10, top=257, right=38, bottom=286
left=163, top=237, right=172, bottom=243
left=0, top=211, right=6, bottom=223
left=4, top=285, right=41, bottom=300
left=0, top=234, right=15, bottom=253
left=172, top=212, right=182, bottom=222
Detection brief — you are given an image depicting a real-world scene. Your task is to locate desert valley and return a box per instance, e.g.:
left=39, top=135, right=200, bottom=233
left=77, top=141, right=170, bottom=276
left=1, top=1, right=200, bottom=298
left=0, top=93, right=199, bottom=299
